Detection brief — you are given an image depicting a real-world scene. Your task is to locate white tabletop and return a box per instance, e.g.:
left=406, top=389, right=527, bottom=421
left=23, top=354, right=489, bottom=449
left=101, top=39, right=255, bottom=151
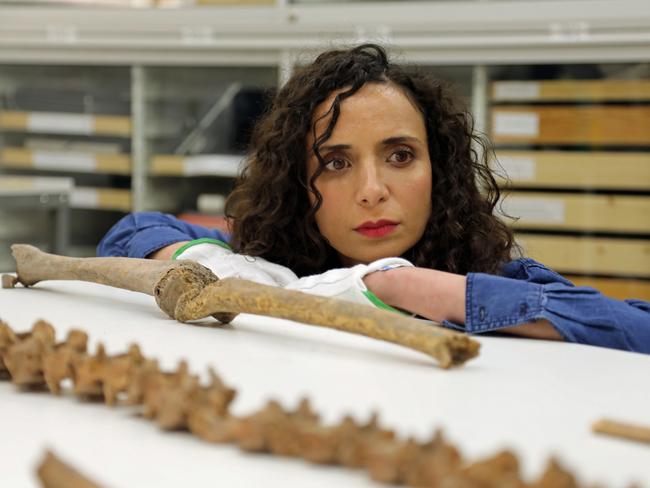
left=0, top=280, right=648, bottom=488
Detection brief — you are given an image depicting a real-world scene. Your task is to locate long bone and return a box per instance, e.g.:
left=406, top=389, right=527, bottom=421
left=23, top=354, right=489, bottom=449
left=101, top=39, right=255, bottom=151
left=4, top=244, right=480, bottom=368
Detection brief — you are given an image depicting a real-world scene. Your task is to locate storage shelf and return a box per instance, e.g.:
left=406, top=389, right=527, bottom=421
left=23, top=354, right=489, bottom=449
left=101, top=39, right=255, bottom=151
left=1, top=2, right=649, bottom=66
left=150, top=154, right=243, bottom=177
left=491, top=106, right=650, bottom=146
left=492, top=80, right=650, bottom=102
left=0, top=110, right=131, bottom=137
left=494, top=150, right=650, bottom=190
left=70, top=187, right=131, bottom=212
left=0, top=175, right=73, bottom=194
left=504, top=192, right=650, bottom=233
left=0, top=147, right=131, bottom=175
left=517, top=233, right=650, bottom=277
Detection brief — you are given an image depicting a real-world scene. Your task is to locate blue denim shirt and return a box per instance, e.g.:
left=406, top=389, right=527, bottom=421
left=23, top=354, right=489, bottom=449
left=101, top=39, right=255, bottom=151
left=98, top=212, right=650, bottom=354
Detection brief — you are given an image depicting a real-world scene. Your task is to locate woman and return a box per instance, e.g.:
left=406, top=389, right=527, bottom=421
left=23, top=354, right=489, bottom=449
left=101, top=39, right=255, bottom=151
left=99, top=44, right=649, bottom=353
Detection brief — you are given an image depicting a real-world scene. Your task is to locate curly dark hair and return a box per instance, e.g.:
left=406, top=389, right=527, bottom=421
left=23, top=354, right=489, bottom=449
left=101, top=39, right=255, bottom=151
left=225, top=43, right=515, bottom=277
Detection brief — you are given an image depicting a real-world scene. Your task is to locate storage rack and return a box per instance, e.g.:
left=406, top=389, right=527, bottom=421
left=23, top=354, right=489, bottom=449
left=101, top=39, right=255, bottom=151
left=490, top=77, right=650, bottom=300
left=0, top=0, right=648, bottom=299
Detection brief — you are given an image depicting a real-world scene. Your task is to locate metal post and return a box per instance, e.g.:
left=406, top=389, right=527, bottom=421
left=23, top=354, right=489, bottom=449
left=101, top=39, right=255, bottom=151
left=131, top=65, right=147, bottom=212
left=53, top=192, right=70, bottom=255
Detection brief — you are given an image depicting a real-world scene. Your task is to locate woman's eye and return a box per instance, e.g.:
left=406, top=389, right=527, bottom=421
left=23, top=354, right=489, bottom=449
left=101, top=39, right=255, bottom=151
left=389, top=149, right=414, bottom=165
left=324, top=158, right=349, bottom=171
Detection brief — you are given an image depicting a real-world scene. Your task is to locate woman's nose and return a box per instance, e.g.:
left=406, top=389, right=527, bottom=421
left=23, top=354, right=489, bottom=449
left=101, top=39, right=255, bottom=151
left=356, top=162, right=389, bottom=207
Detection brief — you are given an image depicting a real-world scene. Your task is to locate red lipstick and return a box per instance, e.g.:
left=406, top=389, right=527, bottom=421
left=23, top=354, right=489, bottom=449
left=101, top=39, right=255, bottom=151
left=355, top=219, right=399, bottom=238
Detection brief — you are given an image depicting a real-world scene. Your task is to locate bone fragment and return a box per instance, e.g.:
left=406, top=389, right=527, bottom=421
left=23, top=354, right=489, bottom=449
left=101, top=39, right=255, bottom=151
left=7, top=244, right=479, bottom=368
left=3, top=320, right=55, bottom=387
left=43, top=330, right=88, bottom=394
left=0, top=319, right=613, bottom=488
left=592, top=418, right=650, bottom=444
left=36, top=450, right=105, bottom=488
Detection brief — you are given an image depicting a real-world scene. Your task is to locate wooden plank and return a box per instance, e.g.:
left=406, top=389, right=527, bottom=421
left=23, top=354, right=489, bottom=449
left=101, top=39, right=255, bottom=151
left=0, top=147, right=32, bottom=168
left=0, top=110, right=130, bottom=137
left=0, top=111, right=29, bottom=130
left=503, top=192, right=650, bottom=233
left=196, top=0, right=275, bottom=4
left=150, top=154, right=241, bottom=177
left=97, top=188, right=131, bottom=212
left=150, top=155, right=184, bottom=176
left=93, top=115, right=131, bottom=136
left=491, top=106, right=650, bottom=145
left=0, top=147, right=130, bottom=175
left=566, top=275, right=650, bottom=301
left=516, top=234, right=650, bottom=277
left=493, top=150, right=650, bottom=190
left=71, top=187, right=131, bottom=212
left=492, top=80, right=650, bottom=102
left=95, top=154, right=131, bottom=174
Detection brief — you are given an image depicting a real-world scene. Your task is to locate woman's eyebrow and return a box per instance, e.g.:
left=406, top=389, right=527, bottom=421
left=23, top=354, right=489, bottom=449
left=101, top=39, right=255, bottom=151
left=318, top=136, right=421, bottom=153
left=317, top=143, right=351, bottom=153
left=382, top=135, right=422, bottom=146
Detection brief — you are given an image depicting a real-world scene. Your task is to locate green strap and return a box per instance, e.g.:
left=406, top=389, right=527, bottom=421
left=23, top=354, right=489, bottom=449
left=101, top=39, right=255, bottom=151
left=363, top=290, right=409, bottom=316
left=172, top=237, right=232, bottom=260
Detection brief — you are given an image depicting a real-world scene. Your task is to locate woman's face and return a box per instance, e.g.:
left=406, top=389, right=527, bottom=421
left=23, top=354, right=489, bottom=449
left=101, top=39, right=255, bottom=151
left=306, top=82, right=432, bottom=265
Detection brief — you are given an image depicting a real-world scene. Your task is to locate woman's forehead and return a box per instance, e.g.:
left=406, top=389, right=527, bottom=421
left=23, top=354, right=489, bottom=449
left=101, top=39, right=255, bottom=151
left=310, top=82, right=426, bottom=142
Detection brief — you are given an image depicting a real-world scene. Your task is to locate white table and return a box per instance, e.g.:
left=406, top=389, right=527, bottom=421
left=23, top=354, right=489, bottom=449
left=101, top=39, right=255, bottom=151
left=0, top=280, right=648, bottom=488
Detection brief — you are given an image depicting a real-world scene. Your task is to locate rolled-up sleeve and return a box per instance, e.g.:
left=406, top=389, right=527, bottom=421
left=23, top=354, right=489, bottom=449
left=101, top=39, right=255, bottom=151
left=442, top=258, right=650, bottom=354
left=97, top=212, right=230, bottom=258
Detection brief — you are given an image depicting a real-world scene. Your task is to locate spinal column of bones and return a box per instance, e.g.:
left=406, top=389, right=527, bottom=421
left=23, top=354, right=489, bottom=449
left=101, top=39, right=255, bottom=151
left=1, top=319, right=587, bottom=488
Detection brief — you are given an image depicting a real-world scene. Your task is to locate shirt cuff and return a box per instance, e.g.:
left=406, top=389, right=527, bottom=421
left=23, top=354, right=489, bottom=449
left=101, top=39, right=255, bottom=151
left=442, top=272, right=551, bottom=334
left=127, top=226, right=194, bottom=259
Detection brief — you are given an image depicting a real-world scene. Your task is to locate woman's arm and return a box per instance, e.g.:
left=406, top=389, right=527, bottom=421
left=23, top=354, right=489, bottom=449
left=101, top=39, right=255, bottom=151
left=364, top=267, right=563, bottom=341
left=97, top=212, right=229, bottom=258
left=149, top=241, right=189, bottom=260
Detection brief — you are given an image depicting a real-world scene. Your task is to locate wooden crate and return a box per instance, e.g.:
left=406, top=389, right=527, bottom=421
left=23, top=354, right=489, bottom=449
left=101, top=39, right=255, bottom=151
left=503, top=192, right=650, bottom=233
left=492, top=80, right=650, bottom=102
left=516, top=234, right=650, bottom=277
left=493, top=150, right=650, bottom=190
left=491, top=106, right=650, bottom=146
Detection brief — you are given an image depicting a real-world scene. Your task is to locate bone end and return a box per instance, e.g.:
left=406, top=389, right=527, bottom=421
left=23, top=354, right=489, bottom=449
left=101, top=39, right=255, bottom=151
left=2, top=274, right=18, bottom=289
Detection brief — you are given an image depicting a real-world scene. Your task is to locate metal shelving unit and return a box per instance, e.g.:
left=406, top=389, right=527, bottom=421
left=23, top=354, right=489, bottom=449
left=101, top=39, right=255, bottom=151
left=0, top=1, right=648, bottom=295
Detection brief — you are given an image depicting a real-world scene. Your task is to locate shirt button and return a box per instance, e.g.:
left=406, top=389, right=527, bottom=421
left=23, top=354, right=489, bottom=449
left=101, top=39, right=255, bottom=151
left=479, top=307, right=486, bottom=321
left=519, top=303, right=528, bottom=316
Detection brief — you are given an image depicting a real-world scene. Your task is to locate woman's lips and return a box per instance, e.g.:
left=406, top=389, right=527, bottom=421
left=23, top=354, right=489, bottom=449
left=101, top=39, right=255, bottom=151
left=355, top=221, right=399, bottom=238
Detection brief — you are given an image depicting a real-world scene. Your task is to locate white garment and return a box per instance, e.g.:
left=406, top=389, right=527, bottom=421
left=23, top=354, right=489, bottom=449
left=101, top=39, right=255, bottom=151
left=285, top=257, right=414, bottom=312
left=174, top=239, right=298, bottom=287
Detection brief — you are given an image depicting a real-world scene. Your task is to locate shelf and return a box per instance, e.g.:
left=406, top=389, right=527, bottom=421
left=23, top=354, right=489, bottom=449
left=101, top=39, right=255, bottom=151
left=0, top=110, right=131, bottom=137
left=0, top=147, right=131, bottom=175
left=196, top=0, right=275, bottom=4
left=494, top=150, right=650, bottom=190
left=0, top=2, right=649, bottom=66
left=491, top=106, right=650, bottom=146
left=503, top=192, right=650, bottom=233
left=0, top=175, right=73, bottom=194
left=70, top=187, right=131, bottom=212
left=150, top=154, right=243, bottom=177
left=566, top=275, right=650, bottom=302
left=516, top=233, right=650, bottom=277
left=492, top=80, right=650, bottom=102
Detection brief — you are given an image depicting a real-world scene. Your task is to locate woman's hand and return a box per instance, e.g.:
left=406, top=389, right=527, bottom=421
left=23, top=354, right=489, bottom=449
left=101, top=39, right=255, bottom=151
left=364, top=267, right=563, bottom=340
left=363, top=267, right=466, bottom=323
